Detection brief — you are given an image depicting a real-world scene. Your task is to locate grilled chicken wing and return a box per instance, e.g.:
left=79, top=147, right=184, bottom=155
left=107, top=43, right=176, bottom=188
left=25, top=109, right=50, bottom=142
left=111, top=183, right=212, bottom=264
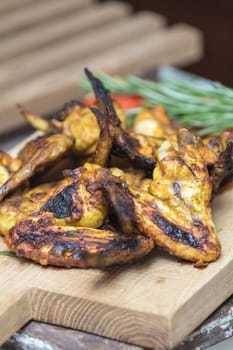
left=0, top=182, right=58, bottom=236
left=2, top=162, right=153, bottom=267
left=16, top=70, right=170, bottom=175
left=19, top=100, right=126, bottom=157
left=0, top=163, right=108, bottom=236
left=91, top=129, right=221, bottom=264
left=0, top=133, right=73, bottom=201
left=86, top=68, right=157, bottom=170
left=84, top=71, right=221, bottom=264
left=139, top=129, right=221, bottom=263
left=6, top=222, right=154, bottom=268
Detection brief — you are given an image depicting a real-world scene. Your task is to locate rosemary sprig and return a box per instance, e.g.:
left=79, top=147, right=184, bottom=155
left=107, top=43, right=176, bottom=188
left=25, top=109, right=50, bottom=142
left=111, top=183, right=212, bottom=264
left=0, top=250, right=17, bottom=257
left=80, top=73, right=233, bottom=135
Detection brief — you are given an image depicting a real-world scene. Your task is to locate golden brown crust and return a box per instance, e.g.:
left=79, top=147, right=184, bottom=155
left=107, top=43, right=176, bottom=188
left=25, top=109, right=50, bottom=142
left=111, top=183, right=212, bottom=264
left=86, top=129, right=221, bottom=263
left=131, top=129, right=221, bottom=263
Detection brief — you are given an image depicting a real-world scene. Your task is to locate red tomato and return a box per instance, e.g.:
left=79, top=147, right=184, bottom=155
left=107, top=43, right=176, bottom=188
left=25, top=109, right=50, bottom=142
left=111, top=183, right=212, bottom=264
left=221, top=128, right=233, bottom=137
left=82, top=94, right=143, bottom=111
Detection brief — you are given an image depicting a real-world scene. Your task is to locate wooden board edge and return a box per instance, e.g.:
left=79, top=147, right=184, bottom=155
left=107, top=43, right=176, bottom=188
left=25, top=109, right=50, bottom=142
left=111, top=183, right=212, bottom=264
left=0, top=288, right=32, bottom=345
left=30, top=288, right=170, bottom=350
left=169, top=258, right=233, bottom=349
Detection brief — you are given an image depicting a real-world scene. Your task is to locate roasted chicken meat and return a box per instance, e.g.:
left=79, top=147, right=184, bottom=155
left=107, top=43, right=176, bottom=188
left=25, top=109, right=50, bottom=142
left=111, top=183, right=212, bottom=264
left=0, top=68, right=231, bottom=268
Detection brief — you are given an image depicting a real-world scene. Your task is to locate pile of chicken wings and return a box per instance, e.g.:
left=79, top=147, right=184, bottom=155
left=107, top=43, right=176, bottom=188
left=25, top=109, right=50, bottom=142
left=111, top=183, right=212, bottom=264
left=0, top=68, right=232, bottom=268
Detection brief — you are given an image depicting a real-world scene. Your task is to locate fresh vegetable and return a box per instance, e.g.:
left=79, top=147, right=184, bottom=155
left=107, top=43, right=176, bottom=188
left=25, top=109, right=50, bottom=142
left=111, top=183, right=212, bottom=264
left=80, top=72, right=233, bottom=136
left=82, top=94, right=143, bottom=111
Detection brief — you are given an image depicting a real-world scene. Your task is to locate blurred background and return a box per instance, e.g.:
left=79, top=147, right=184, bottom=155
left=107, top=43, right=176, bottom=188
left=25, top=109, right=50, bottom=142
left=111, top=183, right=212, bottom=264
left=0, top=0, right=232, bottom=135
left=101, top=0, right=233, bottom=86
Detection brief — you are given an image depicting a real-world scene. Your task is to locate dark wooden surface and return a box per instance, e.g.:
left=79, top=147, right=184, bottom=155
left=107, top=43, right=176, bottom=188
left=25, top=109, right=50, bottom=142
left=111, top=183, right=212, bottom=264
left=1, top=293, right=233, bottom=350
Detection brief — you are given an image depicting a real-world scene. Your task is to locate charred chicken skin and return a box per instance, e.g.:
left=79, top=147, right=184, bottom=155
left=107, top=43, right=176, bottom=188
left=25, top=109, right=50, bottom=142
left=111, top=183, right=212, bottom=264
left=87, top=129, right=221, bottom=265
left=133, top=129, right=221, bottom=264
left=2, top=163, right=154, bottom=267
left=85, top=72, right=221, bottom=264
left=0, top=163, right=108, bottom=236
left=19, top=69, right=163, bottom=169
left=6, top=223, right=154, bottom=268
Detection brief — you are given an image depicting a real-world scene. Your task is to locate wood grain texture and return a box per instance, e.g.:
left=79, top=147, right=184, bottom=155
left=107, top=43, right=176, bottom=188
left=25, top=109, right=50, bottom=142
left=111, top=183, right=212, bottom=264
left=31, top=288, right=167, bottom=349
left=3, top=295, right=233, bottom=350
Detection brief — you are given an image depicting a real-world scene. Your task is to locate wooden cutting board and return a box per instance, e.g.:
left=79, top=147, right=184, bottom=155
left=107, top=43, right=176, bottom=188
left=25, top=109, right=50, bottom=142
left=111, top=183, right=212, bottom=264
left=0, top=137, right=233, bottom=349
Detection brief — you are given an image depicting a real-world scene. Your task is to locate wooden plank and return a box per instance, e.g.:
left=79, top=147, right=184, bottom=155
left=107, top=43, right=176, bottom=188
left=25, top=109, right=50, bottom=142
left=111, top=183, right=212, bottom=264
left=0, top=2, right=131, bottom=62
left=0, top=23, right=202, bottom=134
left=0, top=0, right=93, bottom=38
left=0, top=0, right=34, bottom=14
left=0, top=11, right=166, bottom=89
left=0, top=137, right=233, bottom=349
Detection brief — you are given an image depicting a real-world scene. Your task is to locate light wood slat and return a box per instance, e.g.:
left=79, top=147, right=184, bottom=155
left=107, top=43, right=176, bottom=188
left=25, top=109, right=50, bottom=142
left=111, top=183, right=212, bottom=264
left=0, top=0, right=34, bottom=14
left=0, top=0, right=93, bottom=37
left=0, top=24, right=202, bottom=133
left=0, top=12, right=166, bottom=90
left=0, top=1, right=131, bottom=62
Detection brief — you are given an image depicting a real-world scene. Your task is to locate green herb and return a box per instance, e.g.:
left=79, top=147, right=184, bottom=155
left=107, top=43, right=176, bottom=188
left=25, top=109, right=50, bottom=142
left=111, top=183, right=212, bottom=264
left=217, top=228, right=223, bottom=234
left=80, top=73, right=233, bottom=135
left=0, top=250, right=17, bottom=257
